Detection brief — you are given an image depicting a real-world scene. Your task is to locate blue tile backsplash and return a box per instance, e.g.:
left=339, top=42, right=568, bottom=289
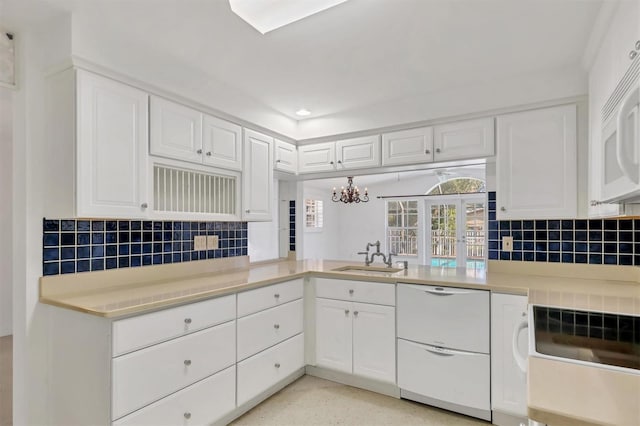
left=487, top=192, right=638, bottom=266
left=43, top=218, right=248, bottom=276
left=289, top=200, right=296, bottom=252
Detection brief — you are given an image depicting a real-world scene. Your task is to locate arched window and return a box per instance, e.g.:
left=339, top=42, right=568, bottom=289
left=426, top=177, right=486, bottom=196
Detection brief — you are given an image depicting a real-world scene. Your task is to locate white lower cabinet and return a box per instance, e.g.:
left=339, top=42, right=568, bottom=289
left=113, top=366, right=236, bottom=426
left=237, top=333, right=305, bottom=406
left=112, top=321, right=236, bottom=419
left=237, top=299, right=304, bottom=361
left=491, top=293, right=529, bottom=423
left=397, top=339, right=490, bottom=413
left=315, top=298, right=353, bottom=374
left=315, top=297, right=396, bottom=383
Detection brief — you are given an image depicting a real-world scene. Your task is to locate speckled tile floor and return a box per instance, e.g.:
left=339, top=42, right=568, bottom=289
left=230, top=375, right=489, bottom=426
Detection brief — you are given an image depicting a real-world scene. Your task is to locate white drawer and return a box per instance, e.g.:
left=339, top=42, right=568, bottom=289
left=113, top=365, right=236, bottom=426
left=237, top=299, right=304, bottom=361
left=112, top=321, right=235, bottom=420
left=397, top=283, right=489, bottom=353
left=237, top=333, right=304, bottom=406
left=315, top=278, right=395, bottom=306
left=112, top=294, right=235, bottom=356
left=237, top=279, right=303, bottom=317
left=397, top=338, right=490, bottom=412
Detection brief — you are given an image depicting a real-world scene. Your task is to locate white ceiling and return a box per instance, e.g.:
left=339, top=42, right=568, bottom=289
left=2, top=0, right=604, bottom=138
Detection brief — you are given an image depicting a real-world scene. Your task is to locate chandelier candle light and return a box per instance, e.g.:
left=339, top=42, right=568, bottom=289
left=332, top=176, right=369, bottom=203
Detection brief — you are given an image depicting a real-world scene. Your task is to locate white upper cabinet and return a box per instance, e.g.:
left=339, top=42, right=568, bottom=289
left=151, top=96, right=243, bottom=171
left=75, top=70, right=150, bottom=218
left=274, top=139, right=298, bottom=173
left=335, top=135, right=381, bottom=169
left=496, top=104, right=577, bottom=220
left=202, top=114, right=243, bottom=171
left=243, top=129, right=273, bottom=221
left=150, top=96, right=203, bottom=164
left=381, top=127, right=434, bottom=166
left=298, top=142, right=336, bottom=173
left=433, top=118, right=494, bottom=161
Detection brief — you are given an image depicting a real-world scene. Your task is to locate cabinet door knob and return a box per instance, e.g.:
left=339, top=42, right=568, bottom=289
left=353, top=311, right=359, bottom=317
left=435, top=148, right=441, bottom=153
left=184, top=359, right=192, bottom=366
left=245, top=209, right=250, bottom=213
left=500, top=207, right=506, bottom=212
left=274, top=323, right=280, bottom=329
left=274, top=363, right=281, bottom=368
left=349, top=289, right=354, bottom=295
left=630, top=50, right=638, bottom=60
left=196, top=149, right=203, bottom=154
left=522, top=312, right=526, bottom=317
left=184, top=412, right=191, bottom=419
left=184, top=318, right=192, bottom=324
left=425, top=149, right=430, bottom=154
left=344, top=309, right=350, bottom=315
left=206, top=151, right=212, bottom=156
left=274, top=293, right=280, bottom=299
left=329, top=161, right=334, bottom=165
left=337, top=160, right=342, bottom=164
left=276, top=159, right=281, bottom=163
left=140, top=203, right=148, bottom=209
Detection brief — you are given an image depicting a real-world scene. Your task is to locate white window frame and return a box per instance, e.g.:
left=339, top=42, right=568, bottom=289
left=304, top=198, right=324, bottom=233
left=384, top=199, right=425, bottom=260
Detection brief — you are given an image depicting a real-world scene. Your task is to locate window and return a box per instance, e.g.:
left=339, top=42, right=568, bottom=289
left=386, top=200, right=418, bottom=256
left=304, top=199, right=323, bottom=230
left=426, top=177, right=485, bottom=196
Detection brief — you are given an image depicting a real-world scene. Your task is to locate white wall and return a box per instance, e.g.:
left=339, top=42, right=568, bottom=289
left=0, top=87, right=12, bottom=336
left=302, top=167, right=486, bottom=264
left=10, top=15, right=72, bottom=425
left=301, top=185, right=340, bottom=260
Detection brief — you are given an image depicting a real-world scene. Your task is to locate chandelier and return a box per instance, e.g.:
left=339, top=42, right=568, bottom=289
left=332, top=176, right=369, bottom=203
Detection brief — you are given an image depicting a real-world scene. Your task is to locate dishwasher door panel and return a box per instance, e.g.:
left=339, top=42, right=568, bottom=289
left=397, top=283, right=490, bottom=353
left=397, top=338, right=490, bottom=412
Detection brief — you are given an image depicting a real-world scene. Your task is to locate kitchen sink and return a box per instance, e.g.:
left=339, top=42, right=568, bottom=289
left=332, top=265, right=403, bottom=274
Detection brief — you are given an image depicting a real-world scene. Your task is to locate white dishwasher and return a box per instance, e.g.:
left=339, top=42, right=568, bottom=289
left=397, top=283, right=491, bottom=421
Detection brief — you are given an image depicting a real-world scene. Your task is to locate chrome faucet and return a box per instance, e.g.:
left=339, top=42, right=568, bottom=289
left=359, top=241, right=395, bottom=268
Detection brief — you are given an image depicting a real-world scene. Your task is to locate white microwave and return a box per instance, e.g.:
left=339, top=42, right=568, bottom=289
left=601, top=73, right=640, bottom=202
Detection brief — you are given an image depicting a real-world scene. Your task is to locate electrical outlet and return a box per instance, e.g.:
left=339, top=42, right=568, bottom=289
left=502, top=236, right=513, bottom=252
left=194, top=235, right=207, bottom=251
left=206, top=235, right=219, bottom=250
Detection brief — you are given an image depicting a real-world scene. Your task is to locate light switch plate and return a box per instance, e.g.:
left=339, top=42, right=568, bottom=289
left=206, top=235, right=219, bottom=250
left=194, top=235, right=207, bottom=251
left=502, top=236, right=513, bottom=252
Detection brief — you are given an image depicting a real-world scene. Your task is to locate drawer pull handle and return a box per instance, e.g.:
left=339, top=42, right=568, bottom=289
left=274, top=293, right=280, bottom=299
left=349, top=289, right=354, bottom=295
left=184, top=412, right=191, bottom=419
left=184, top=359, right=192, bottom=366
left=274, top=363, right=281, bottom=368
left=353, top=311, right=358, bottom=317
left=274, top=324, right=280, bottom=329
left=425, top=347, right=453, bottom=356
left=424, top=288, right=454, bottom=296
left=184, top=318, right=192, bottom=324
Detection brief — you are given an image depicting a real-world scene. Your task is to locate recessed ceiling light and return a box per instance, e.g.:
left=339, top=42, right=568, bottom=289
left=229, top=0, right=349, bottom=34
left=296, top=108, right=311, bottom=117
